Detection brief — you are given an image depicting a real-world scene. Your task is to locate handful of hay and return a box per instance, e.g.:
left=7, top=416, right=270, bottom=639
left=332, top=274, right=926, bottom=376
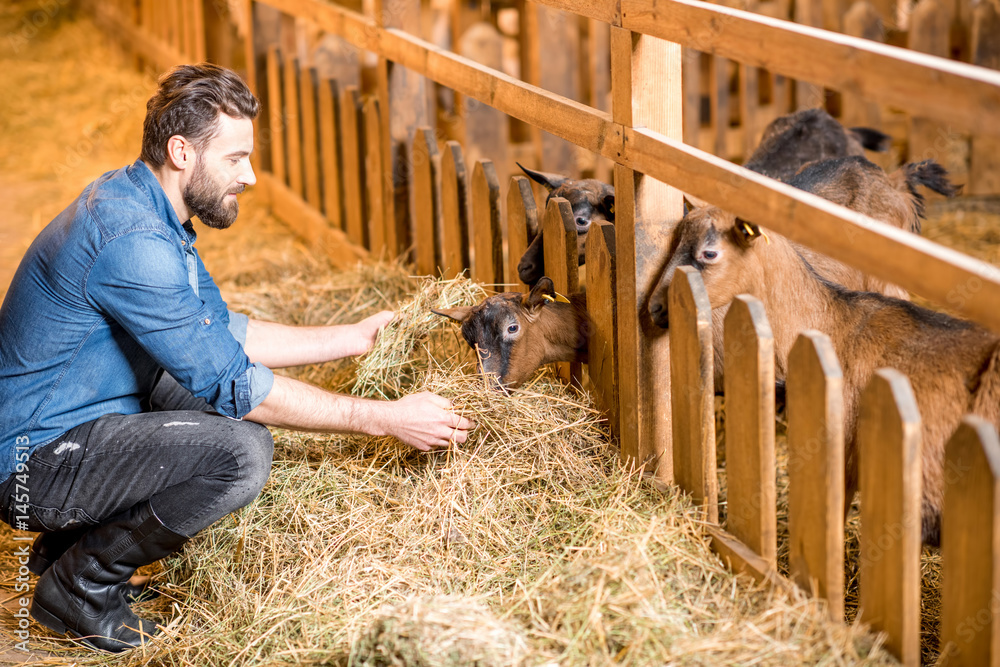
left=352, top=274, right=485, bottom=399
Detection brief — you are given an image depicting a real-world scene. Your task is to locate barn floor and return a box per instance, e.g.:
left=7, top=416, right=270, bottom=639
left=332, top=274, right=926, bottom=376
left=2, top=2, right=999, bottom=666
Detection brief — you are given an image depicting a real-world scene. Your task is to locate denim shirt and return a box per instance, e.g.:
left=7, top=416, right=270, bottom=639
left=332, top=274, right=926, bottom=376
left=0, top=160, right=274, bottom=477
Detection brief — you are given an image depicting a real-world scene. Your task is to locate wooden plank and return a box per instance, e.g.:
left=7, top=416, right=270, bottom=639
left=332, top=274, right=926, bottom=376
left=374, top=0, right=426, bottom=260
left=471, top=160, right=504, bottom=287
left=412, top=127, right=441, bottom=276
left=266, top=45, right=287, bottom=186
left=841, top=0, right=888, bottom=168
left=585, top=220, right=618, bottom=437
left=940, top=417, right=1000, bottom=666
left=245, top=2, right=282, bottom=174
left=340, top=86, right=368, bottom=248
left=192, top=0, right=207, bottom=61
left=739, top=63, right=761, bottom=158
left=723, top=295, right=777, bottom=566
left=969, top=0, right=1000, bottom=195
left=786, top=330, right=845, bottom=621
left=299, top=65, right=323, bottom=211
left=708, top=526, right=787, bottom=586
left=668, top=266, right=718, bottom=523
left=857, top=369, right=922, bottom=666
left=795, top=0, right=826, bottom=109
left=505, top=175, right=537, bottom=292
left=440, top=140, right=470, bottom=279
left=283, top=55, right=305, bottom=198
left=541, top=197, right=581, bottom=384
left=459, top=23, right=511, bottom=187
left=536, top=5, right=580, bottom=175
left=363, top=96, right=387, bottom=257
left=709, top=55, right=730, bottom=158
left=318, top=77, right=345, bottom=230
left=682, top=49, right=701, bottom=148
left=260, top=172, right=368, bottom=266
left=617, top=0, right=1000, bottom=138
left=610, top=24, right=683, bottom=480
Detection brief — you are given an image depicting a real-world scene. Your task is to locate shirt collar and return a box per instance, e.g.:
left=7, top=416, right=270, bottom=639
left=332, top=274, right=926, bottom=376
left=126, top=159, right=197, bottom=246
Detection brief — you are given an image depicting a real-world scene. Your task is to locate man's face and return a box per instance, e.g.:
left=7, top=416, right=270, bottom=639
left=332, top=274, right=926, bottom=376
left=183, top=113, right=255, bottom=230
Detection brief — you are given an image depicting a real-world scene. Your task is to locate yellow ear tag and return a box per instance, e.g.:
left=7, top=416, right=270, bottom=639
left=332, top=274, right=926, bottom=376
left=543, top=292, right=572, bottom=304
left=741, top=221, right=756, bottom=237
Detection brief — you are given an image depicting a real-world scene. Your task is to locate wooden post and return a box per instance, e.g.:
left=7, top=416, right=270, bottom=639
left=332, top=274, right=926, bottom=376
left=284, top=55, right=304, bottom=198
left=586, top=221, right=618, bottom=437
left=412, top=128, right=441, bottom=276
left=440, top=140, right=470, bottom=279
left=796, top=0, right=826, bottom=109
left=709, top=55, right=730, bottom=159
left=542, top=197, right=581, bottom=384
left=682, top=49, right=701, bottom=149
left=318, top=77, right=345, bottom=230
left=364, top=96, right=387, bottom=258
left=940, top=417, right=1000, bottom=666
left=610, top=25, right=684, bottom=480
left=842, top=1, right=889, bottom=168
left=786, top=331, right=845, bottom=621
left=244, top=1, right=282, bottom=175
left=723, top=295, right=777, bottom=567
left=471, top=160, right=504, bottom=288
left=506, top=175, right=537, bottom=293
left=340, top=86, right=368, bottom=249
left=668, top=266, right=717, bottom=523
left=300, top=65, right=323, bottom=211
left=969, top=0, right=1000, bottom=195
left=857, top=369, right=922, bottom=666
left=375, top=0, right=427, bottom=259
left=266, top=45, right=287, bottom=186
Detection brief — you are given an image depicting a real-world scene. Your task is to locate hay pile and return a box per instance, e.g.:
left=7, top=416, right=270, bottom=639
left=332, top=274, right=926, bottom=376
left=20, top=263, right=894, bottom=666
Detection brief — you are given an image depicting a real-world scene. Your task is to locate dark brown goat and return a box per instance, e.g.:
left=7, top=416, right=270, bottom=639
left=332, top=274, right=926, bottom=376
left=432, top=277, right=589, bottom=388
left=516, top=108, right=891, bottom=285
left=647, top=161, right=990, bottom=545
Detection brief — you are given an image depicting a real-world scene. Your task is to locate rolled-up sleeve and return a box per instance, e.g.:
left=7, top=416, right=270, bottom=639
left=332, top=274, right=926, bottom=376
left=87, top=231, right=273, bottom=418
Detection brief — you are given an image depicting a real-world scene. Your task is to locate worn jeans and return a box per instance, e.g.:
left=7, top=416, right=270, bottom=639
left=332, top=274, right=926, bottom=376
left=0, top=372, right=274, bottom=538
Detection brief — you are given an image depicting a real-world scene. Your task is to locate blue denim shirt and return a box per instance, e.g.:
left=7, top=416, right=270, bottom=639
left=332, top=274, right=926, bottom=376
left=0, top=160, right=274, bottom=477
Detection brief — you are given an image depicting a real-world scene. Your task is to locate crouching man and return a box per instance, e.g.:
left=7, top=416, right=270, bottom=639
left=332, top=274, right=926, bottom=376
left=0, top=63, right=473, bottom=653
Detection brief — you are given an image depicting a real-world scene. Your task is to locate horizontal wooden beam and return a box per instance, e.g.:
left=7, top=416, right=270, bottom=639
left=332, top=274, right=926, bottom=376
left=90, top=1, right=188, bottom=72
left=619, top=0, right=1000, bottom=138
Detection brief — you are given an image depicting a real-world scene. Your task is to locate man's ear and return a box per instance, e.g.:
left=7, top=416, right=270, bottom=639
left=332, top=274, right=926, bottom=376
left=516, top=162, right=569, bottom=192
left=165, top=135, right=194, bottom=170
left=523, top=276, right=556, bottom=314
left=733, top=217, right=764, bottom=248
left=431, top=306, right=474, bottom=323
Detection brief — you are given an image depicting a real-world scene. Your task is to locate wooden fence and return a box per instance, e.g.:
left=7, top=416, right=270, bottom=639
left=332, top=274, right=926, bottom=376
left=85, top=0, right=1000, bottom=663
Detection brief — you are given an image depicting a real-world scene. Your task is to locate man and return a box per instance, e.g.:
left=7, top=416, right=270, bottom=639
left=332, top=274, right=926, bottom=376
left=0, top=63, right=472, bottom=652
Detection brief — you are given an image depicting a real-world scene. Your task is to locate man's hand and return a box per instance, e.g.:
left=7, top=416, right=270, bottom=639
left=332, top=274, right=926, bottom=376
left=380, top=391, right=475, bottom=452
left=346, top=310, right=394, bottom=357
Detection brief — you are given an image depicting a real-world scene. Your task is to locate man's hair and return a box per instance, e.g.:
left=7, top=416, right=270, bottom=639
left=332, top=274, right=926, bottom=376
left=141, top=63, right=260, bottom=168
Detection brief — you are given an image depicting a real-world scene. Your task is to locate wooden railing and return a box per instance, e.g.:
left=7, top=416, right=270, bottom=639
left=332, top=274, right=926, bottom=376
left=85, top=0, right=1000, bottom=663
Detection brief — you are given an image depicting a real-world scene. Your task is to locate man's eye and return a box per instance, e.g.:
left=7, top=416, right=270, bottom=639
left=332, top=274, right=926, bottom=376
left=507, top=324, right=519, bottom=334
left=703, top=250, right=718, bottom=260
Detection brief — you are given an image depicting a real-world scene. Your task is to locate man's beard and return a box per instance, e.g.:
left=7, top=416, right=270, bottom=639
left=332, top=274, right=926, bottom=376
left=183, top=158, right=243, bottom=230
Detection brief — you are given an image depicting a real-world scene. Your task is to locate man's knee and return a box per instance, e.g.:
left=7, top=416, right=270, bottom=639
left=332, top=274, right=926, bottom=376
left=227, top=421, right=274, bottom=506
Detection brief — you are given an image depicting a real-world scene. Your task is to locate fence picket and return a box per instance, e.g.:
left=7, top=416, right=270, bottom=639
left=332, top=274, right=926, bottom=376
left=364, top=97, right=387, bottom=258
left=440, top=141, right=470, bottom=279
left=412, top=128, right=441, bottom=276
left=283, top=55, right=304, bottom=199
left=723, top=295, right=776, bottom=566
left=857, top=369, right=922, bottom=666
left=340, top=86, right=368, bottom=249
left=940, top=417, right=1000, bottom=666
left=505, top=175, right=537, bottom=293
left=542, top=197, right=581, bottom=384
left=318, top=77, right=344, bottom=230
left=585, top=221, right=618, bottom=438
left=300, top=65, right=323, bottom=211
left=786, top=331, right=845, bottom=621
left=668, top=266, right=718, bottom=523
left=266, top=45, right=286, bottom=187
left=970, top=0, right=1000, bottom=195
left=471, top=160, right=504, bottom=288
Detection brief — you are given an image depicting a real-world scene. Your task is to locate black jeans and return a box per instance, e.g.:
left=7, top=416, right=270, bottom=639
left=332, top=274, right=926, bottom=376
left=0, top=372, right=274, bottom=537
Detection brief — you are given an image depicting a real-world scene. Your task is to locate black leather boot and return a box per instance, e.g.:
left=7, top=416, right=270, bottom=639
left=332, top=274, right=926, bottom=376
left=29, top=529, right=160, bottom=603
left=30, top=502, right=188, bottom=653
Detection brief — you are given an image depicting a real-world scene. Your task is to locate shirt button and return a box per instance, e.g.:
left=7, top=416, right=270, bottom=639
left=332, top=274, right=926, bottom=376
left=204, top=318, right=211, bottom=325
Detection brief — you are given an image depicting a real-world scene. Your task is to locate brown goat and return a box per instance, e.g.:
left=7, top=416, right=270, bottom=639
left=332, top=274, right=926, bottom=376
left=650, top=156, right=960, bottom=389
left=647, top=166, right=995, bottom=545
left=516, top=109, right=890, bottom=285
left=432, top=277, right=589, bottom=388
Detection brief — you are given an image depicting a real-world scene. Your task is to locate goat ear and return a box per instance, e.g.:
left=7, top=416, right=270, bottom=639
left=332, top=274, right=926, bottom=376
left=600, top=191, right=615, bottom=220
left=523, top=276, right=556, bottom=313
left=683, top=193, right=709, bottom=215
left=733, top=218, right=764, bottom=248
left=431, top=306, right=474, bottom=323
left=516, top=162, right=568, bottom=192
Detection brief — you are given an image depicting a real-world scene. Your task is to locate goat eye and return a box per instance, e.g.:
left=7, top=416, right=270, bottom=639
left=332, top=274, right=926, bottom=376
left=507, top=323, right=519, bottom=334
left=703, top=250, right=718, bottom=260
